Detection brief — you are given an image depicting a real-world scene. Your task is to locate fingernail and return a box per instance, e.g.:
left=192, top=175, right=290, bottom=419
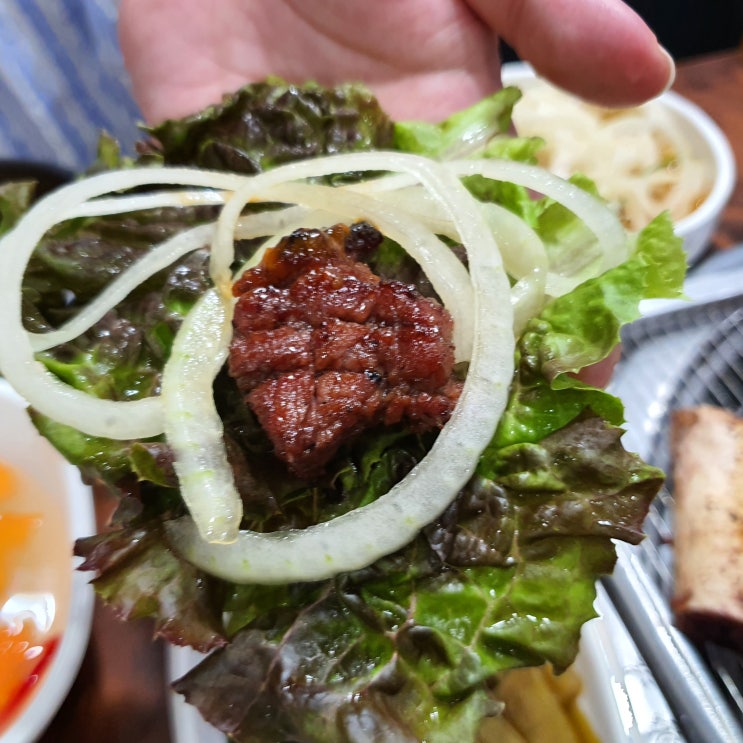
left=658, top=45, right=676, bottom=95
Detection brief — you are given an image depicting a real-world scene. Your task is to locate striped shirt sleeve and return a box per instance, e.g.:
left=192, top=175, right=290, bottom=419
left=0, top=0, right=142, bottom=173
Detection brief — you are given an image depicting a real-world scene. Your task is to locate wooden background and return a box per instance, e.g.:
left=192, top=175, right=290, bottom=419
left=676, top=50, right=743, bottom=249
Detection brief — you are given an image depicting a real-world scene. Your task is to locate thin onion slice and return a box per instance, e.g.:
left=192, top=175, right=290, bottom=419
left=357, top=184, right=462, bottom=240
left=29, top=223, right=215, bottom=352
left=363, top=187, right=549, bottom=330
left=160, top=207, right=341, bottom=545
left=479, top=202, right=548, bottom=330
left=352, top=160, right=627, bottom=302
left=160, top=288, right=242, bottom=544
left=28, top=205, right=312, bottom=352
left=64, top=188, right=227, bottom=219
left=167, top=152, right=515, bottom=582
left=446, top=159, right=629, bottom=271
left=1, top=150, right=622, bottom=578
left=0, top=167, right=248, bottom=440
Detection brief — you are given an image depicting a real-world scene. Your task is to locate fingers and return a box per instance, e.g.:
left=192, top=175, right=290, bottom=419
left=575, top=345, right=623, bottom=389
left=467, top=0, right=675, bottom=107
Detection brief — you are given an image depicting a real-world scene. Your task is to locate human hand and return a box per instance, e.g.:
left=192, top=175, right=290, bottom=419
left=119, top=0, right=674, bottom=124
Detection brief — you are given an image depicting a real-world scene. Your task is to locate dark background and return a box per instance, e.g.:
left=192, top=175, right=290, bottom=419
left=625, top=0, right=743, bottom=59
left=502, top=0, right=743, bottom=63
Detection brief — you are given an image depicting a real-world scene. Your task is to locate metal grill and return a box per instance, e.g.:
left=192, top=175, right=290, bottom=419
left=606, top=285, right=743, bottom=742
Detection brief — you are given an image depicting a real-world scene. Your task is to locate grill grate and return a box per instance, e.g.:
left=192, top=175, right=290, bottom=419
left=607, top=295, right=743, bottom=742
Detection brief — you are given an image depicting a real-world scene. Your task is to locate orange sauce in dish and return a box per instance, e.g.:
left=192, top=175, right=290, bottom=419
left=0, top=459, right=71, bottom=732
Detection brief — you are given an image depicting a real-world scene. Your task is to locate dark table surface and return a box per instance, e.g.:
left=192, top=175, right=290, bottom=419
left=39, top=48, right=743, bottom=743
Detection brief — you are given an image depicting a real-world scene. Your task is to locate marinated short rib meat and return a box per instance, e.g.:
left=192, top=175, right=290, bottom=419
left=228, top=222, right=462, bottom=479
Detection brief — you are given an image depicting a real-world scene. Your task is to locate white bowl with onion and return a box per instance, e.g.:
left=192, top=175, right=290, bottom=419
left=501, top=62, right=736, bottom=264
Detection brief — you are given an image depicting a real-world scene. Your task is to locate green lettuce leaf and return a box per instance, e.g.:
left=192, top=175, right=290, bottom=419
left=393, top=87, right=545, bottom=225
left=10, top=79, right=686, bottom=742
left=393, top=87, right=522, bottom=159
left=144, top=78, right=394, bottom=174
left=75, top=524, right=226, bottom=652
left=0, top=181, right=36, bottom=237
left=173, top=590, right=496, bottom=743
left=172, top=413, right=661, bottom=743
left=494, top=212, right=684, bottom=447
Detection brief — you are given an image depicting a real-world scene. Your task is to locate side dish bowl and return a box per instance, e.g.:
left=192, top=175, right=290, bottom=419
left=0, top=379, right=95, bottom=743
left=501, top=62, right=736, bottom=264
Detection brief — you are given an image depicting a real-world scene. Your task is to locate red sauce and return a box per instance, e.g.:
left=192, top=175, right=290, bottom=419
left=0, top=461, right=65, bottom=733
left=0, top=624, right=59, bottom=731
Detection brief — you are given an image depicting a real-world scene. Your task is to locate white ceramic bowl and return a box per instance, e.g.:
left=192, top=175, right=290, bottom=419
left=0, top=379, right=95, bottom=743
left=501, top=62, right=736, bottom=264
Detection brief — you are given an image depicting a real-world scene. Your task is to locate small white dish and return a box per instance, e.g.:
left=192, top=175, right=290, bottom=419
left=501, top=61, right=736, bottom=264
left=0, top=379, right=95, bottom=743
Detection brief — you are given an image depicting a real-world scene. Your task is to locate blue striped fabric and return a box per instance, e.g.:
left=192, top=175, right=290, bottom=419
left=0, top=0, right=142, bottom=173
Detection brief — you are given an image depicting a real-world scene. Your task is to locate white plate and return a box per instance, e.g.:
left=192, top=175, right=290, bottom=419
left=0, top=379, right=95, bottom=743
left=167, top=584, right=679, bottom=742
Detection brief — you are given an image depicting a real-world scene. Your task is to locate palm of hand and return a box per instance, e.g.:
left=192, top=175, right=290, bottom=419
left=121, top=0, right=672, bottom=126
left=120, top=0, right=500, bottom=124
left=118, top=0, right=670, bottom=396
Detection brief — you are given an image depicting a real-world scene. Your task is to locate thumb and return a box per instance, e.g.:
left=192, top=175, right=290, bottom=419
left=468, top=0, right=675, bottom=107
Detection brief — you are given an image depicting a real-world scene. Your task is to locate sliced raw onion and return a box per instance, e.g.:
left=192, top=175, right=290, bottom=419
left=352, top=160, right=626, bottom=307
left=478, top=202, right=548, bottom=331
left=358, top=184, right=461, bottom=239
left=64, top=188, right=227, bottom=219
left=160, top=288, right=242, bottom=544
left=1, top=150, right=622, bottom=576
left=0, top=167, right=248, bottom=440
left=29, top=223, right=215, bottom=352
left=205, top=151, right=505, bottom=293
left=28, top=205, right=313, bottom=352
left=447, top=159, right=629, bottom=271
left=167, top=152, right=515, bottom=581
left=348, top=175, right=609, bottom=328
